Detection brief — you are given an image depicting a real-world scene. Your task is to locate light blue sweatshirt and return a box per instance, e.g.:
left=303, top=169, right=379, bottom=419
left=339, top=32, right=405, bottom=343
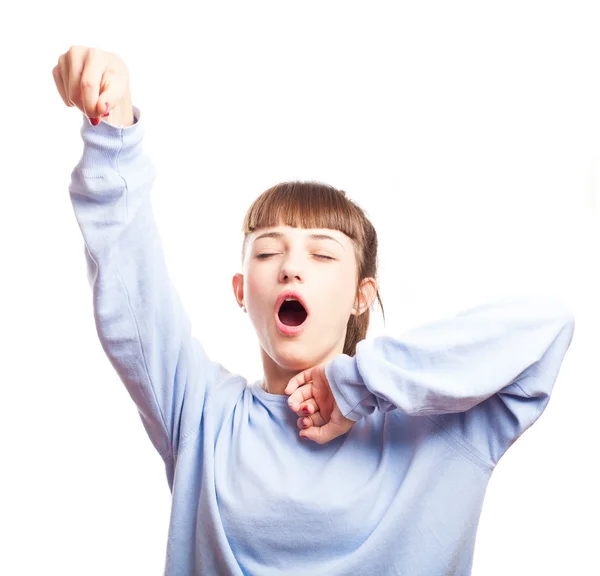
left=69, top=106, right=575, bottom=576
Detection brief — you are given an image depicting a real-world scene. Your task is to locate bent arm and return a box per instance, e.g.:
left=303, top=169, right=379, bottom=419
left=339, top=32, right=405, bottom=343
left=326, top=295, right=575, bottom=465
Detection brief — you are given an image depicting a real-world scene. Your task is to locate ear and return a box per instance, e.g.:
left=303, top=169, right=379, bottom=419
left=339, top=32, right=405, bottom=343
left=352, top=277, right=377, bottom=316
left=232, top=273, right=246, bottom=312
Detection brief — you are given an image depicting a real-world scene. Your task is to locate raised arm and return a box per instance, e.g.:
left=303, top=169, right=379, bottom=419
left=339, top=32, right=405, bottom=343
left=68, top=104, right=231, bottom=474
left=325, top=294, right=575, bottom=466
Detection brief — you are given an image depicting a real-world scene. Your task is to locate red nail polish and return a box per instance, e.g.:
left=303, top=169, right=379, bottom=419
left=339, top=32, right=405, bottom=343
left=90, top=117, right=100, bottom=126
left=102, top=102, right=110, bottom=117
left=302, top=408, right=310, bottom=414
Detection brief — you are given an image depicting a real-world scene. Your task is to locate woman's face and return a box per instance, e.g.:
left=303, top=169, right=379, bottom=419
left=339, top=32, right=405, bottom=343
left=235, top=223, right=360, bottom=371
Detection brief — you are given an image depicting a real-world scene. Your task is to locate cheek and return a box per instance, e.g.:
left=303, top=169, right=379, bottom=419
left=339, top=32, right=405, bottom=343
left=319, top=273, right=356, bottom=315
left=244, top=269, right=270, bottom=311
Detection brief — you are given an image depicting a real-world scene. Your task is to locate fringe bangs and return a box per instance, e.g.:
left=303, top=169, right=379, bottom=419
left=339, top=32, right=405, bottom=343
left=242, top=181, right=366, bottom=246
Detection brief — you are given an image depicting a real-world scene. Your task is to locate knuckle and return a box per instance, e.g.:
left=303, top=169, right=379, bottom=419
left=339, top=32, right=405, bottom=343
left=68, top=45, right=82, bottom=59
left=81, top=77, right=98, bottom=90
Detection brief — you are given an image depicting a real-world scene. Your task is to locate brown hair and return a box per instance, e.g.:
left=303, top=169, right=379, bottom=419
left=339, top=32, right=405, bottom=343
left=241, top=180, right=385, bottom=357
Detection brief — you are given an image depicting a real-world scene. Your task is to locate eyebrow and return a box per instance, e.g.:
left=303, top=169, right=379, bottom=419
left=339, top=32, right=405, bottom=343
left=253, top=231, right=345, bottom=249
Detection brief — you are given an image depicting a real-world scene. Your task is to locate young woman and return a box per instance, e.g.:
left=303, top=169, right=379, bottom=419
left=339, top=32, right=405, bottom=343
left=55, top=46, right=575, bottom=575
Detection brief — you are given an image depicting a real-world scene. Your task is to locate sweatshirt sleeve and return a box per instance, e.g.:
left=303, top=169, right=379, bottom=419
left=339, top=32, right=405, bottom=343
left=69, top=107, right=231, bottom=464
left=325, top=294, right=575, bottom=466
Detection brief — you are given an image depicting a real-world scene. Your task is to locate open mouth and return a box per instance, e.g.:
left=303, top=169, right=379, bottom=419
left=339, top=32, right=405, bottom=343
left=278, top=299, right=308, bottom=327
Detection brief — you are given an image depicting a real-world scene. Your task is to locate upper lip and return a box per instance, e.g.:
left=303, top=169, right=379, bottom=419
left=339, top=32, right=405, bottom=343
left=274, top=290, right=310, bottom=316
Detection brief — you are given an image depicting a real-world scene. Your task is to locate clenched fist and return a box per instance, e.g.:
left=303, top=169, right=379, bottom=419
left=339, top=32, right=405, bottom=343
left=52, top=45, right=134, bottom=127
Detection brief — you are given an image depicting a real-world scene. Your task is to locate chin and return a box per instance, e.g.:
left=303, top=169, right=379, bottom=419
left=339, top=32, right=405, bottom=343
left=274, top=349, right=314, bottom=372
left=265, top=341, right=319, bottom=372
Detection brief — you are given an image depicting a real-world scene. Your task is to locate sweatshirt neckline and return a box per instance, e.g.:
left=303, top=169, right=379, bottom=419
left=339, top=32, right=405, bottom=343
left=250, top=380, right=291, bottom=405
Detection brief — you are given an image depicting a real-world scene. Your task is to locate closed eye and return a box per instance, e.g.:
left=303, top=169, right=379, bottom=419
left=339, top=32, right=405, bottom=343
left=256, top=253, right=334, bottom=261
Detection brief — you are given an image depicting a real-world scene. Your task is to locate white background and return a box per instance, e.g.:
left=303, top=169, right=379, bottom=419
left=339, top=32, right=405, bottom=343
left=1, top=1, right=599, bottom=574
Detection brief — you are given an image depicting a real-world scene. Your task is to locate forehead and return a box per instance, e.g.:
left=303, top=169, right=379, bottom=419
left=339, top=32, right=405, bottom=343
left=251, top=225, right=349, bottom=248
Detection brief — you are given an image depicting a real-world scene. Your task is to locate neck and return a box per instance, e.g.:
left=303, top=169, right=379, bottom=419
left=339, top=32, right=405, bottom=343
left=258, top=340, right=345, bottom=395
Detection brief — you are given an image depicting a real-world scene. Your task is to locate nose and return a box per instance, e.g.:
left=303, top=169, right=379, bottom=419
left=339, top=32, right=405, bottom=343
left=279, top=254, right=303, bottom=283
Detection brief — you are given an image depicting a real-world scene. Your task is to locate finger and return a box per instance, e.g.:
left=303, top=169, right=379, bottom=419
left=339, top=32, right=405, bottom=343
left=297, top=398, right=319, bottom=416
left=284, top=366, right=314, bottom=396
left=84, top=52, right=129, bottom=119
left=297, top=409, right=327, bottom=430
left=296, top=398, right=327, bottom=426
left=301, top=414, right=356, bottom=443
left=287, top=383, right=313, bottom=412
left=80, top=49, right=109, bottom=118
left=300, top=421, right=340, bottom=444
left=297, top=416, right=313, bottom=430
left=58, top=55, right=73, bottom=108
left=52, top=64, right=71, bottom=108
left=67, top=47, right=87, bottom=113
left=307, top=410, right=327, bottom=427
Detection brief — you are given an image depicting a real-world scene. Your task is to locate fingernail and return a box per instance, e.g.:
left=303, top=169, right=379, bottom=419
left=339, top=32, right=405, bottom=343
left=102, top=102, right=110, bottom=117
left=302, top=407, right=310, bottom=414
left=90, top=117, right=100, bottom=126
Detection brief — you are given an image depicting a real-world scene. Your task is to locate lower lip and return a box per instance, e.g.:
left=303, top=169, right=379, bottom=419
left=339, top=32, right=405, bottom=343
left=275, top=312, right=308, bottom=336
